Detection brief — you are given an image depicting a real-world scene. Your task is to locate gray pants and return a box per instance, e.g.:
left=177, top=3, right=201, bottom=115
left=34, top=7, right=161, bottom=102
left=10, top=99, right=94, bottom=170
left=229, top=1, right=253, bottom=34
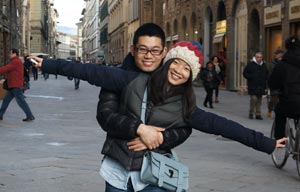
left=249, top=95, right=262, bottom=116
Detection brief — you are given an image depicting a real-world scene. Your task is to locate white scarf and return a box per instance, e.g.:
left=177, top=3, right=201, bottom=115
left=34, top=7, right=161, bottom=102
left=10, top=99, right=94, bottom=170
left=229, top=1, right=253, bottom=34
left=252, top=56, right=263, bottom=66
left=214, top=63, right=221, bottom=74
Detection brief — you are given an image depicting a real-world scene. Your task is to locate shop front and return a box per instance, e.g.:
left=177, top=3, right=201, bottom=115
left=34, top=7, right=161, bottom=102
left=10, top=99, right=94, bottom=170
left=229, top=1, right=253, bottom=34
left=264, top=4, right=283, bottom=64
left=213, top=20, right=227, bottom=86
left=213, top=20, right=227, bottom=56
left=289, top=0, right=300, bottom=36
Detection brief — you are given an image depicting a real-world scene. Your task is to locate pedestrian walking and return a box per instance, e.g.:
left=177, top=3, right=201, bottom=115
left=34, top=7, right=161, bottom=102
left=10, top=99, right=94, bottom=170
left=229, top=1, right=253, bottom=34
left=267, top=49, right=283, bottom=118
left=211, top=56, right=224, bottom=103
left=0, top=48, right=35, bottom=121
left=200, top=61, right=221, bottom=108
left=31, top=62, right=38, bottom=80
left=23, top=54, right=32, bottom=91
left=243, top=52, right=269, bottom=120
left=74, top=57, right=81, bottom=90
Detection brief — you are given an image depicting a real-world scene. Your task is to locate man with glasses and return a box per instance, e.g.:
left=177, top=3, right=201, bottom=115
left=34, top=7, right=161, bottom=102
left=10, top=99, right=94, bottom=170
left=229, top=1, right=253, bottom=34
left=97, top=23, right=191, bottom=191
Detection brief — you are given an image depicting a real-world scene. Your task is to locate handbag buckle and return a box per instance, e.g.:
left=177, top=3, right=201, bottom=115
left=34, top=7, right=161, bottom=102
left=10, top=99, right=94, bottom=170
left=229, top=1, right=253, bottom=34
left=168, top=169, right=174, bottom=178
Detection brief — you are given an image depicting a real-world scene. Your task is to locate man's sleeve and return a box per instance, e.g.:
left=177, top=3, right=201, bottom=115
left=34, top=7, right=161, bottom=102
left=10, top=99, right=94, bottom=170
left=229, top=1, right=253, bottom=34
left=159, top=126, right=192, bottom=150
left=96, top=88, right=142, bottom=140
left=243, top=63, right=252, bottom=80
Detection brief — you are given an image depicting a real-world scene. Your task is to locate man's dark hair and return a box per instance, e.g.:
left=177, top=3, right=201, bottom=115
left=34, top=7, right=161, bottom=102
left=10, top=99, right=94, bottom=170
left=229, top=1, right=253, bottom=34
left=10, top=48, right=19, bottom=56
left=133, top=23, right=165, bottom=47
left=150, top=58, right=196, bottom=121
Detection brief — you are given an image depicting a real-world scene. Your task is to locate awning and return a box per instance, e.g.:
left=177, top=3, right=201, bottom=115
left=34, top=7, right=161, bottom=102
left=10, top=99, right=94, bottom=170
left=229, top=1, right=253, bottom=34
left=213, top=33, right=225, bottom=43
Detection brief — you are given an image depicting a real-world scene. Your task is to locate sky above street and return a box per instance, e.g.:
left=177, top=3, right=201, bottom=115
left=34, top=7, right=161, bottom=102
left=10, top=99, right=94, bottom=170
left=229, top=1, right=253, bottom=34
left=53, top=0, right=85, bottom=28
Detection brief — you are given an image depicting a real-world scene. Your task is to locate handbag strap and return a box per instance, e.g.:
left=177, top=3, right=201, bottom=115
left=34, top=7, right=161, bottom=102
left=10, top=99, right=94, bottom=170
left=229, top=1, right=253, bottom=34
left=141, top=88, right=180, bottom=162
left=170, top=149, right=179, bottom=161
left=141, top=87, right=147, bottom=123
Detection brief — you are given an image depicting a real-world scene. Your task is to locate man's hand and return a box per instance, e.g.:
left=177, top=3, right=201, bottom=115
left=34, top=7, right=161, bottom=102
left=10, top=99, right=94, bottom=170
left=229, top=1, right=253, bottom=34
left=127, top=137, right=147, bottom=151
left=136, top=124, right=164, bottom=149
left=28, top=56, right=43, bottom=68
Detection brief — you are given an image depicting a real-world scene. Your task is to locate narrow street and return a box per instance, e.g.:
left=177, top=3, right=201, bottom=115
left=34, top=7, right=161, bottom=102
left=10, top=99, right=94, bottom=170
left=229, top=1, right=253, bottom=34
left=0, top=75, right=299, bottom=192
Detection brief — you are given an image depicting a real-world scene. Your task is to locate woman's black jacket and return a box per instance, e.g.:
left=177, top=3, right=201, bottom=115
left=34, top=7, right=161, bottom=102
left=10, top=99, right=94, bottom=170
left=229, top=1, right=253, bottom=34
left=200, top=68, right=220, bottom=89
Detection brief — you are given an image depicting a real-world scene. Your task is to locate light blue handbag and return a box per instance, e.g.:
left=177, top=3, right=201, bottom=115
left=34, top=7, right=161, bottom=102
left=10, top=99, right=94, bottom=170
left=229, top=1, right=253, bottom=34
left=139, top=88, right=189, bottom=192
left=140, top=150, right=189, bottom=192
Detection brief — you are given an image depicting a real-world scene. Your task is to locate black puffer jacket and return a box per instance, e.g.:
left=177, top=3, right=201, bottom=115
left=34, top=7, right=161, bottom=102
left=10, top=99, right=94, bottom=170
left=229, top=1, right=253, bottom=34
left=269, top=50, right=300, bottom=116
left=96, top=53, right=192, bottom=149
left=243, top=60, right=268, bottom=96
left=200, top=67, right=220, bottom=89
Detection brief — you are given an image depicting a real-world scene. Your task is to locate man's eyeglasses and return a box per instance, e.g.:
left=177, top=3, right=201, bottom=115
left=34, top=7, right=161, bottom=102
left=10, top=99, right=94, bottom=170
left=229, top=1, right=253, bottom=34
left=135, top=47, right=163, bottom=56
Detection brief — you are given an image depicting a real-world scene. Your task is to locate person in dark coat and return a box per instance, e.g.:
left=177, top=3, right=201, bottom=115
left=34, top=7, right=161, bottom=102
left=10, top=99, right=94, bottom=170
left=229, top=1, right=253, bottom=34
left=74, top=57, right=81, bottom=90
left=31, top=59, right=38, bottom=80
left=200, top=61, right=220, bottom=108
left=23, top=55, right=32, bottom=91
left=269, top=36, right=300, bottom=139
left=211, top=56, right=224, bottom=103
left=243, top=52, right=269, bottom=120
left=267, top=49, right=283, bottom=118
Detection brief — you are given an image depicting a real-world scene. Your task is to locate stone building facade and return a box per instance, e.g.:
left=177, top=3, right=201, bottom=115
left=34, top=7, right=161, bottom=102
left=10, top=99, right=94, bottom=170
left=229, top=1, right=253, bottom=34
left=163, top=0, right=300, bottom=90
left=107, top=0, right=129, bottom=64
left=94, top=0, right=300, bottom=90
left=0, top=0, right=22, bottom=65
left=106, top=0, right=163, bottom=64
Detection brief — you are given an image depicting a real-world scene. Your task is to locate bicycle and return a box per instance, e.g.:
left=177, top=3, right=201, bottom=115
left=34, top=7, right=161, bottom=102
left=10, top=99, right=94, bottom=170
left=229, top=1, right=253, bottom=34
left=270, top=117, right=300, bottom=178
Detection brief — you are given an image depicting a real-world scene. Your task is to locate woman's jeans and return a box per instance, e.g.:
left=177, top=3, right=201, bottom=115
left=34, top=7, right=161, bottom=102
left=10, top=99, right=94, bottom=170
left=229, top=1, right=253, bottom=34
left=0, top=88, right=34, bottom=118
left=204, top=86, right=213, bottom=106
left=105, top=180, right=168, bottom=192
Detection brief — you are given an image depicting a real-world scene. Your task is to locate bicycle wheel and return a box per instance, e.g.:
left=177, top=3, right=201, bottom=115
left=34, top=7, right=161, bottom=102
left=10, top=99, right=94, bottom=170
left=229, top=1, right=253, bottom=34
left=295, top=124, right=300, bottom=178
left=287, top=119, right=296, bottom=150
left=271, top=120, right=289, bottom=168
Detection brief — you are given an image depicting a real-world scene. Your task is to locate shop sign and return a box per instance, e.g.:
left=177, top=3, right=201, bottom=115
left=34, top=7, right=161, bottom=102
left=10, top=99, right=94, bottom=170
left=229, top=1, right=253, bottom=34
left=289, top=0, right=300, bottom=20
left=264, top=4, right=281, bottom=25
left=216, top=20, right=226, bottom=34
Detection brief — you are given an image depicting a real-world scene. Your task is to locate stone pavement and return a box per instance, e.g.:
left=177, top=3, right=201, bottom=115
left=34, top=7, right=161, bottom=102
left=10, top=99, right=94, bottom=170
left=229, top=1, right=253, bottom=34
left=0, top=75, right=299, bottom=192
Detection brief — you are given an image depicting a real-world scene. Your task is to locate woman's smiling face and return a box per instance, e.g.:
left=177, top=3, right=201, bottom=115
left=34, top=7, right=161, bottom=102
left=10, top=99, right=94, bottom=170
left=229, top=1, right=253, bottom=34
left=167, top=58, right=191, bottom=86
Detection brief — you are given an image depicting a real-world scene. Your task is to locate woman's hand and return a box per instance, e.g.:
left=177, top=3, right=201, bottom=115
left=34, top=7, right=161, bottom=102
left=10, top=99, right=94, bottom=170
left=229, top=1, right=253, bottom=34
left=28, top=56, right=43, bottom=68
left=275, top=137, right=288, bottom=148
left=127, top=137, right=148, bottom=151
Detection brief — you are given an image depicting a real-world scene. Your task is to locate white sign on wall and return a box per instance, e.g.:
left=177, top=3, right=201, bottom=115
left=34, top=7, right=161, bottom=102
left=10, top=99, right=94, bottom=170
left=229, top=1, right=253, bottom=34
left=264, top=4, right=281, bottom=25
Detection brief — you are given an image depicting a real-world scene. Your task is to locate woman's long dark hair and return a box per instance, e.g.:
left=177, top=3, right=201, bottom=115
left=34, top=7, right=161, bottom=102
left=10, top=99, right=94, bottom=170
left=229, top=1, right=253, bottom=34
left=149, top=58, right=196, bottom=121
